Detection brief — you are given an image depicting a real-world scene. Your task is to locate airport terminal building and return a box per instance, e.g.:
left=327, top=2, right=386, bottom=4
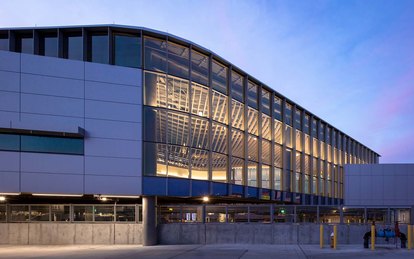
left=2, top=25, right=406, bottom=246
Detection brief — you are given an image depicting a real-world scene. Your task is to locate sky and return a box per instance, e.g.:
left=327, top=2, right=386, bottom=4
left=1, top=0, right=413, bottom=163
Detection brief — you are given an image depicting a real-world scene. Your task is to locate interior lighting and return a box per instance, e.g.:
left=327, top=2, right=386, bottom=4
left=0, top=193, right=20, bottom=196
left=101, top=195, right=140, bottom=199
left=198, top=111, right=203, bottom=116
left=33, top=193, right=83, bottom=197
left=0, top=196, right=6, bottom=202
left=202, top=196, right=209, bottom=202
left=100, top=197, right=108, bottom=201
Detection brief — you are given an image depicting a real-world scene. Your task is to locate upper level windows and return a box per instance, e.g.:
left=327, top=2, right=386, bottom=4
left=114, top=32, right=141, bottom=68
left=167, top=42, right=189, bottom=79
left=0, top=33, right=8, bottom=51
left=38, top=31, right=58, bottom=57
left=191, top=50, right=209, bottom=86
left=63, top=31, right=83, bottom=61
left=274, top=96, right=282, bottom=121
left=295, top=108, right=302, bottom=129
left=285, top=102, right=293, bottom=126
left=144, top=36, right=167, bottom=73
left=16, top=32, right=33, bottom=54
left=261, top=89, right=271, bottom=115
left=231, top=71, right=244, bottom=102
left=88, top=32, right=108, bottom=64
left=212, top=60, right=228, bottom=94
left=247, top=81, right=258, bottom=109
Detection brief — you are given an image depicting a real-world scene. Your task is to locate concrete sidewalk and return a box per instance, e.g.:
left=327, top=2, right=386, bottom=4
left=0, top=244, right=412, bottom=259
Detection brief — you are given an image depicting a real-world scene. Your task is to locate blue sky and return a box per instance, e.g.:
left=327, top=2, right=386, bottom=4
left=1, top=0, right=413, bottom=163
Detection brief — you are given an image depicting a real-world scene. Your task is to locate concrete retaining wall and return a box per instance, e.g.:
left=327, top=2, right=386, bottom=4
left=158, top=223, right=408, bottom=245
left=0, top=223, right=142, bottom=245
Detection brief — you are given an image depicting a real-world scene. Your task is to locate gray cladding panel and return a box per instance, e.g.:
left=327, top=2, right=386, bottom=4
left=0, top=151, right=20, bottom=172
left=21, top=73, right=84, bottom=98
left=0, top=111, right=19, bottom=128
left=0, top=91, right=19, bottom=112
left=21, top=53, right=84, bottom=80
left=0, top=50, right=20, bottom=72
left=85, top=156, right=141, bottom=177
left=85, top=100, right=141, bottom=122
left=0, top=171, right=20, bottom=193
left=85, top=138, right=141, bottom=158
left=15, top=113, right=84, bottom=133
left=21, top=172, right=84, bottom=194
left=84, top=175, right=141, bottom=195
left=85, top=119, right=141, bottom=140
left=0, top=71, right=20, bottom=92
left=20, top=153, right=84, bottom=175
left=85, top=81, right=141, bottom=104
left=85, top=62, right=141, bottom=86
left=21, top=93, right=84, bottom=117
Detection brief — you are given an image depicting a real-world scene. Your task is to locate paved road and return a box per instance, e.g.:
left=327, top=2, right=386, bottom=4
left=0, top=244, right=413, bottom=259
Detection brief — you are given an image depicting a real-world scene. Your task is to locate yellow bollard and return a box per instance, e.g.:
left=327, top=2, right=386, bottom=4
left=333, top=225, right=337, bottom=249
left=320, top=224, right=324, bottom=248
left=371, top=225, right=375, bottom=250
left=408, top=225, right=412, bottom=250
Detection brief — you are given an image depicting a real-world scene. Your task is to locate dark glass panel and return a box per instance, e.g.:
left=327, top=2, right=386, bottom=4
left=295, top=108, right=302, bottom=129
left=65, top=34, right=83, bottom=60
left=0, top=134, right=20, bottom=151
left=144, top=37, right=167, bottom=73
left=89, top=33, right=108, bottom=64
left=231, top=71, right=244, bottom=102
left=247, top=81, right=258, bottom=109
left=167, top=42, right=189, bottom=79
left=21, top=135, right=83, bottom=155
left=212, top=60, right=227, bottom=94
left=18, top=36, right=33, bottom=54
left=114, top=33, right=141, bottom=68
left=261, top=89, right=271, bottom=115
left=116, top=206, right=136, bottom=222
left=304, top=114, right=310, bottom=134
left=143, top=107, right=166, bottom=143
left=0, top=34, right=8, bottom=51
left=274, top=96, right=282, bottom=121
left=40, top=34, right=58, bottom=57
left=191, top=50, right=209, bottom=86
left=285, top=102, right=292, bottom=125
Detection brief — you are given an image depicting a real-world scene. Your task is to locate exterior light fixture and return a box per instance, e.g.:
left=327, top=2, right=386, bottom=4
left=0, top=196, right=5, bottom=202
left=202, top=196, right=209, bottom=202
left=100, top=197, right=108, bottom=201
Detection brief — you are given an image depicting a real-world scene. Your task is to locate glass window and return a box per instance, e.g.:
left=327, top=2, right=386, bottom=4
left=191, top=82, right=209, bottom=117
left=167, top=145, right=189, bottom=178
left=305, top=155, right=311, bottom=175
left=167, top=76, right=189, bottom=112
left=295, top=130, right=302, bottom=151
left=0, top=33, right=8, bottom=51
left=143, top=142, right=167, bottom=176
left=247, top=107, right=259, bottom=135
left=73, top=206, right=93, bottom=221
left=313, top=137, right=319, bottom=157
left=261, top=89, right=271, bottom=115
left=40, top=34, right=58, bottom=57
left=274, top=96, right=282, bottom=121
left=17, top=34, right=33, bottom=54
left=114, top=33, right=141, bottom=68
left=319, top=123, right=325, bottom=141
left=167, top=111, right=189, bottom=145
left=296, top=206, right=317, bottom=223
left=21, top=135, right=84, bottom=155
left=247, top=161, right=258, bottom=187
left=304, top=134, right=311, bottom=154
left=231, top=71, right=244, bottom=102
left=191, top=50, right=209, bottom=86
left=285, top=125, right=292, bottom=148
left=30, top=205, right=50, bottom=221
left=262, top=165, right=271, bottom=189
left=64, top=33, right=83, bottom=60
left=312, top=176, right=318, bottom=195
left=231, top=129, right=244, bottom=158
left=116, top=206, right=136, bottom=222
left=304, top=114, right=310, bottom=134
left=212, top=122, right=227, bottom=154
left=250, top=206, right=271, bottom=222
left=312, top=118, right=318, bottom=137
left=296, top=152, right=302, bottom=172
left=144, top=71, right=167, bottom=107
left=247, top=81, right=258, bottom=109
left=144, top=36, right=167, bottom=72
left=212, top=152, right=227, bottom=182
left=274, top=144, right=282, bottom=168
left=212, top=90, right=228, bottom=124
left=88, top=33, right=108, bottom=64
left=10, top=205, right=29, bottom=222
left=231, top=100, right=244, bottom=130
left=262, top=140, right=271, bottom=165
left=51, top=205, right=70, bottom=222
left=262, top=115, right=271, bottom=141
left=231, top=157, right=244, bottom=185
left=168, top=42, right=189, bottom=79
left=320, top=140, right=325, bottom=160
left=274, top=167, right=282, bottom=190
left=247, top=135, right=258, bottom=162
left=274, top=120, right=282, bottom=144
left=285, top=102, right=292, bottom=125
left=0, top=133, right=20, bottom=151
left=312, top=157, right=318, bottom=176
left=206, top=206, right=226, bottom=223
left=326, top=127, right=331, bottom=144
left=212, top=60, right=227, bottom=94
left=228, top=206, right=248, bottom=223
left=191, top=148, right=209, bottom=180
left=143, top=107, right=166, bottom=143
left=191, top=117, right=209, bottom=149
left=343, top=208, right=365, bottom=224
left=94, top=206, right=114, bottom=221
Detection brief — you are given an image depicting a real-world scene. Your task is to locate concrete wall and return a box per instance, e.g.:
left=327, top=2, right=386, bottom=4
left=0, top=50, right=143, bottom=196
left=158, top=223, right=408, bottom=245
left=345, top=164, right=414, bottom=206
left=0, top=223, right=142, bottom=245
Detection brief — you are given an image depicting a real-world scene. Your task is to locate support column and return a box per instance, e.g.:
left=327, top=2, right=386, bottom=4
left=142, top=196, right=157, bottom=246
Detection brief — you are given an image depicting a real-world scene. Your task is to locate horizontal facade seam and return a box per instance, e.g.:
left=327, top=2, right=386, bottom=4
left=84, top=155, right=141, bottom=160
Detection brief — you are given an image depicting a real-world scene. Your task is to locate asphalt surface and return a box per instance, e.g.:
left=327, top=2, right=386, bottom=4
left=0, top=244, right=413, bottom=259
